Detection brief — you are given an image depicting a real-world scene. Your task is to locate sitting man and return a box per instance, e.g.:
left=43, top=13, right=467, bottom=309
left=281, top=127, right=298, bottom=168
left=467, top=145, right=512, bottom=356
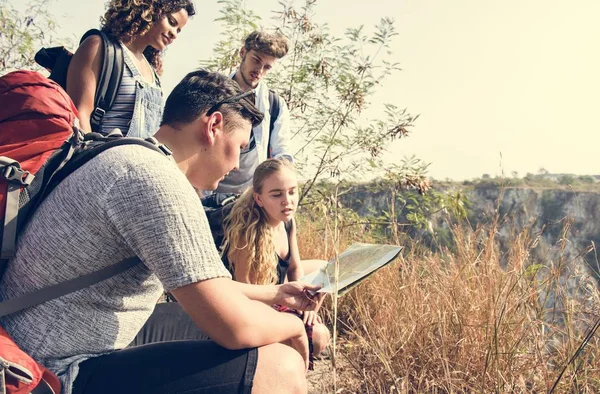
left=0, top=70, right=318, bottom=394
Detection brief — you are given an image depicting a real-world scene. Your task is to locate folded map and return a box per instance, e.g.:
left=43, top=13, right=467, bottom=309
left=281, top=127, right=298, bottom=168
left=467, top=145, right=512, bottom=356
left=299, top=243, right=402, bottom=295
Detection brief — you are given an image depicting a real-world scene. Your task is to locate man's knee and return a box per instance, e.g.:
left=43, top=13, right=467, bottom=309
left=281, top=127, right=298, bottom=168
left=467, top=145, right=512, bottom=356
left=253, top=343, right=307, bottom=394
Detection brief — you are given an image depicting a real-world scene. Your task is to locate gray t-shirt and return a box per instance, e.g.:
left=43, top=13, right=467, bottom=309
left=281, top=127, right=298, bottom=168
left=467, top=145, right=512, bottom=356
left=0, top=145, right=230, bottom=393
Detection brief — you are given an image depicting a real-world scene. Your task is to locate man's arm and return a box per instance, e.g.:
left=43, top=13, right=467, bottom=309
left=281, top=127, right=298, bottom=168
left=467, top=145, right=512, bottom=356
left=268, top=94, right=294, bottom=162
left=171, top=277, right=310, bottom=368
left=230, top=280, right=322, bottom=311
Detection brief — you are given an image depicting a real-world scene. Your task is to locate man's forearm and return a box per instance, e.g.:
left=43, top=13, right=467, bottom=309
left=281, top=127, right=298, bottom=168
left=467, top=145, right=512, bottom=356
left=231, top=281, right=279, bottom=304
left=172, top=279, right=307, bottom=352
left=230, top=279, right=322, bottom=312
left=237, top=300, right=306, bottom=346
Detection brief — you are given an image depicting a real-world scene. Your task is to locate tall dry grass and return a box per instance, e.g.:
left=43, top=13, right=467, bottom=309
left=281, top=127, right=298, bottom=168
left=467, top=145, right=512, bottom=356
left=297, top=215, right=600, bottom=393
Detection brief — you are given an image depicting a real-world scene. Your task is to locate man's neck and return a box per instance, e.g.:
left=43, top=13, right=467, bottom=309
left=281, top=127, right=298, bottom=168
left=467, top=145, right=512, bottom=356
left=232, top=71, right=253, bottom=92
left=153, top=125, right=193, bottom=173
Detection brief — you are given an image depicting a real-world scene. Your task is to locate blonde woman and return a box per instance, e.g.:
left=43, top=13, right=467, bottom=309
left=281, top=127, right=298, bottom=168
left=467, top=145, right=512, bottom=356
left=222, top=159, right=330, bottom=357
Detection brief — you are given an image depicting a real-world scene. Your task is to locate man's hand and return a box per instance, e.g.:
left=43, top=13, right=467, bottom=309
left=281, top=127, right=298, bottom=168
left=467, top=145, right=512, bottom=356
left=287, top=326, right=310, bottom=372
left=275, top=281, right=325, bottom=311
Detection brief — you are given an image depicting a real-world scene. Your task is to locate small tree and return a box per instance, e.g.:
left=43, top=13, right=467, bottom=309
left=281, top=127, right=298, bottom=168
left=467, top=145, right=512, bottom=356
left=0, top=0, right=68, bottom=75
left=558, top=174, right=575, bottom=186
left=203, top=0, right=418, bottom=203
left=578, top=175, right=595, bottom=184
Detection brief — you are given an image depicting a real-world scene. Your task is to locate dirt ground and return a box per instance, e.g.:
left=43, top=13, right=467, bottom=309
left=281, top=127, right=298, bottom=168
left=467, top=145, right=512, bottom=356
left=308, top=357, right=335, bottom=394
left=307, top=352, right=356, bottom=394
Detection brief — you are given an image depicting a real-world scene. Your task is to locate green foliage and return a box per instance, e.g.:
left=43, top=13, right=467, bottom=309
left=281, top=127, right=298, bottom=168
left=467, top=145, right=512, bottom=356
left=202, top=0, right=261, bottom=73
left=524, top=263, right=544, bottom=280
left=578, top=175, right=595, bottom=184
left=204, top=0, right=418, bottom=203
left=441, top=189, right=471, bottom=222
left=0, top=0, right=68, bottom=75
left=470, top=172, right=600, bottom=192
left=558, top=174, right=576, bottom=186
left=300, top=157, right=472, bottom=251
left=382, top=156, right=431, bottom=195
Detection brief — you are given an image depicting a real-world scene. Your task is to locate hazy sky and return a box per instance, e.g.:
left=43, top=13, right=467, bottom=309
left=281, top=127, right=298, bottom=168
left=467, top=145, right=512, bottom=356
left=15, top=0, right=600, bottom=180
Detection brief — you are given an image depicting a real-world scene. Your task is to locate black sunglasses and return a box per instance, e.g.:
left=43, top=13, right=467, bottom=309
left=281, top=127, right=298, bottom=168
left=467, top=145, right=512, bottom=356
left=206, top=89, right=256, bottom=116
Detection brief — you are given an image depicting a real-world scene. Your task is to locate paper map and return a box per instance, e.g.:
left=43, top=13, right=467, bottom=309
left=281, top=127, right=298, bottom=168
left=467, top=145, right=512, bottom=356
left=299, top=243, right=402, bottom=295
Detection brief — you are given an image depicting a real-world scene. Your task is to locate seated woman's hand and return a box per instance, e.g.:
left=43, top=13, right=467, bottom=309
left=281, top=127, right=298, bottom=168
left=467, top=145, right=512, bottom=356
left=275, top=281, right=324, bottom=311
left=302, top=310, right=322, bottom=326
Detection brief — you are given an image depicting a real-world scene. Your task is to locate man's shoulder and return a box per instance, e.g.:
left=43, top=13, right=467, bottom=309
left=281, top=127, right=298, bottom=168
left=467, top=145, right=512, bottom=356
left=268, top=88, right=280, bottom=100
left=259, top=84, right=285, bottom=113
left=259, top=80, right=280, bottom=99
left=256, top=80, right=281, bottom=102
left=66, top=143, right=180, bottom=195
left=87, top=143, right=173, bottom=173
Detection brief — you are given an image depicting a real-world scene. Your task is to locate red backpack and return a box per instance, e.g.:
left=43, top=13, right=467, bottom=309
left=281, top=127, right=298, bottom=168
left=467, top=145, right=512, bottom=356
left=0, top=70, right=169, bottom=394
left=0, top=69, right=79, bottom=394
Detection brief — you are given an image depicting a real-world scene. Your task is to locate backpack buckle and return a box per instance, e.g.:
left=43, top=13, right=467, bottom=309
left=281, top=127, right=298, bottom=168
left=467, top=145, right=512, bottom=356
left=2, top=165, right=34, bottom=186
left=145, top=137, right=172, bottom=156
left=158, top=144, right=172, bottom=156
left=91, top=107, right=106, bottom=123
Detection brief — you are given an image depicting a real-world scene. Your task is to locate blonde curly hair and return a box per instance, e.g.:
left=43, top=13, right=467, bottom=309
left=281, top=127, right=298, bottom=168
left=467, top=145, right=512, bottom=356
left=101, top=0, right=195, bottom=75
left=222, top=159, right=296, bottom=285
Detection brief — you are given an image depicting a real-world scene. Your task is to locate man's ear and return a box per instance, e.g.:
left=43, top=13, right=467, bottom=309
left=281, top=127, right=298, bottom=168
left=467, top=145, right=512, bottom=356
left=204, top=111, right=225, bottom=146
left=239, top=47, right=247, bottom=60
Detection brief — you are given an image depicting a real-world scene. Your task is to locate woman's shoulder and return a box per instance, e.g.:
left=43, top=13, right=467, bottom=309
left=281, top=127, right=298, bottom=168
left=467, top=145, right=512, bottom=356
left=73, top=33, right=103, bottom=59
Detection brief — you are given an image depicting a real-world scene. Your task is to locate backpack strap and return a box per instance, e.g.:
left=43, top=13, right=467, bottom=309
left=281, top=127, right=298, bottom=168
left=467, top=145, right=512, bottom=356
left=0, top=130, right=82, bottom=260
left=81, top=29, right=125, bottom=133
left=267, top=89, right=281, bottom=159
left=0, top=137, right=171, bottom=317
left=35, top=135, right=171, bottom=222
left=0, top=256, right=140, bottom=318
left=0, top=158, right=35, bottom=259
left=31, top=379, right=56, bottom=394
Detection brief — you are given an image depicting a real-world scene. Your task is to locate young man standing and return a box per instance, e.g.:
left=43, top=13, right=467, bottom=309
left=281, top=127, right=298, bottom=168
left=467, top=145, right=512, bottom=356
left=214, top=30, right=294, bottom=195
left=0, top=70, right=317, bottom=394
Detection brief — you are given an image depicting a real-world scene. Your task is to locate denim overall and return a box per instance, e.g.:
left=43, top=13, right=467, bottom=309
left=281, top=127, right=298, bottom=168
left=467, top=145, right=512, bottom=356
left=122, top=46, right=163, bottom=138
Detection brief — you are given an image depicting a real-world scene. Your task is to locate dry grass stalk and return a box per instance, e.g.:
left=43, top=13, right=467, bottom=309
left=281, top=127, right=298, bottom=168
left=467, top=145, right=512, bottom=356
left=297, top=213, right=600, bottom=393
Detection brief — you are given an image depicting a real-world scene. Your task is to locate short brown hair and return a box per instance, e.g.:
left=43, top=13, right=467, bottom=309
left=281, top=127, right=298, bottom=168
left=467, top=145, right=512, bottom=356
left=162, top=69, right=263, bottom=129
left=243, top=31, right=289, bottom=59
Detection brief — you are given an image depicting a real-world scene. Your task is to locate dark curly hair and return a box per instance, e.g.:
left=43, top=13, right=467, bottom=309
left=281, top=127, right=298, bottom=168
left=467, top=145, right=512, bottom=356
left=101, top=0, right=195, bottom=75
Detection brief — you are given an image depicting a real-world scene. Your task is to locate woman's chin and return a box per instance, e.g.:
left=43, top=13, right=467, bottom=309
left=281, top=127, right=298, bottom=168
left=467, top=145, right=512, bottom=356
left=281, top=211, right=295, bottom=221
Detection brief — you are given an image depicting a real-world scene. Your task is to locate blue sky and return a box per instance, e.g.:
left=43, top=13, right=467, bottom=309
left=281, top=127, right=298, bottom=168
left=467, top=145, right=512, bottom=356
left=13, top=0, right=600, bottom=180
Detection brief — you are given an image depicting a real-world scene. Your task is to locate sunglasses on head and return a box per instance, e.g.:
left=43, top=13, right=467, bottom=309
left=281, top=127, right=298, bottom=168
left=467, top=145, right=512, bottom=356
left=206, top=89, right=255, bottom=116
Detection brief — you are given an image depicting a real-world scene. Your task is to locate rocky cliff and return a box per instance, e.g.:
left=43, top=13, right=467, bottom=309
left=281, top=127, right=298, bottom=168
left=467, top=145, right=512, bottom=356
left=338, top=184, right=600, bottom=290
left=323, top=182, right=600, bottom=342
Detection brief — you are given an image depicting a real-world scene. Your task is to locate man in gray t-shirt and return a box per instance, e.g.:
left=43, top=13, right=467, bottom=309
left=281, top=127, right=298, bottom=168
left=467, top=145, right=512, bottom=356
left=0, top=70, right=319, bottom=394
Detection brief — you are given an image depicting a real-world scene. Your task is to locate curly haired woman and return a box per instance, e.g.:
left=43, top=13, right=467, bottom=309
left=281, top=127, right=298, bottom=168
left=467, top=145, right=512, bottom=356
left=67, top=0, right=195, bottom=137
left=222, top=159, right=331, bottom=358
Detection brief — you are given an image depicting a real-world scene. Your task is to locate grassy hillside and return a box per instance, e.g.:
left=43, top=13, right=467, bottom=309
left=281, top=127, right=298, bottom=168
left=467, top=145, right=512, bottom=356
left=297, top=194, right=600, bottom=393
